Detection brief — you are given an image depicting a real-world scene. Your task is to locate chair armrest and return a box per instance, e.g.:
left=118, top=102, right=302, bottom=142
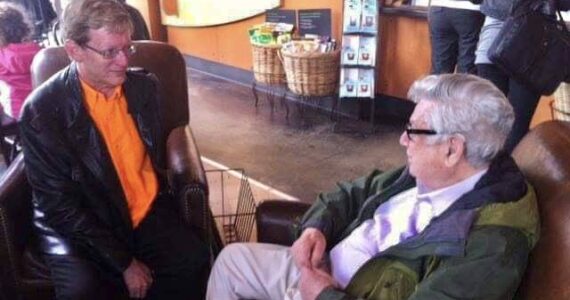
left=255, top=200, right=311, bottom=246
left=0, top=154, right=33, bottom=295
left=167, top=125, right=208, bottom=193
left=166, top=126, right=223, bottom=259
left=166, top=125, right=209, bottom=226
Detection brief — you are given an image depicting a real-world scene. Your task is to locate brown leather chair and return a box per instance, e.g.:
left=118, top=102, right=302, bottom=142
left=512, top=121, right=570, bottom=299
left=256, top=120, right=570, bottom=299
left=0, top=41, right=222, bottom=299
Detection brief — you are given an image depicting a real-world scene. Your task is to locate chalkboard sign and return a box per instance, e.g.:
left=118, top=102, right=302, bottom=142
left=298, top=9, right=331, bottom=37
left=266, top=9, right=296, bottom=26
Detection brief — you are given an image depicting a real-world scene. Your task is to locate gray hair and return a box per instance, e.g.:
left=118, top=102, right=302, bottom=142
left=62, top=0, right=133, bottom=45
left=407, top=73, right=514, bottom=167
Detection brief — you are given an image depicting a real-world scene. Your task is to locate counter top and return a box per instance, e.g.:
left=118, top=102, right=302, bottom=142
left=380, top=6, right=428, bottom=19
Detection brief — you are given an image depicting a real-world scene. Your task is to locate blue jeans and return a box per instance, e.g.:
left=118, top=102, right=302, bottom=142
left=429, top=7, right=484, bottom=74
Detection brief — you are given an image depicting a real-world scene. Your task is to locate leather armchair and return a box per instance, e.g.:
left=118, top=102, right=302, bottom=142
left=512, top=121, right=570, bottom=299
left=256, top=120, right=570, bottom=299
left=0, top=41, right=222, bottom=299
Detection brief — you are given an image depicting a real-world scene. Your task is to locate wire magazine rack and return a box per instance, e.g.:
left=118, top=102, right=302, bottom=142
left=206, top=168, right=256, bottom=244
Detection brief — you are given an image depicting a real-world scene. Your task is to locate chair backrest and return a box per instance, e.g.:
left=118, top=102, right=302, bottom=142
left=30, top=40, right=190, bottom=136
left=513, top=120, right=570, bottom=299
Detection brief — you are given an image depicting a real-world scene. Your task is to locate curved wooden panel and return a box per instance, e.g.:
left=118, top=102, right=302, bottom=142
left=160, top=0, right=281, bottom=27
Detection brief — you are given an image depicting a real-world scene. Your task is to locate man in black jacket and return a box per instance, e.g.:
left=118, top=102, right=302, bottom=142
left=19, top=0, right=208, bottom=299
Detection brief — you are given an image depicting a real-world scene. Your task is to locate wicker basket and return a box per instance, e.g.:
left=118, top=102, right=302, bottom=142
left=251, top=44, right=286, bottom=84
left=280, top=49, right=340, bottom=97
left=553, top=83, right=570, bottom=121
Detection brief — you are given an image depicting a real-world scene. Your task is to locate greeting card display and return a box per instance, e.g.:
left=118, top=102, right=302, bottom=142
left=339, top=0, right=378, bottom=99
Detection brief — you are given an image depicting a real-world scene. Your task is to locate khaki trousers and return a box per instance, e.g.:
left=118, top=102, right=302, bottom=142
left=206, top=243, right=301, bottom=300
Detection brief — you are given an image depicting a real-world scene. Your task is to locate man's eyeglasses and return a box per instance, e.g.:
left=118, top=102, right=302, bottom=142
left=405, top=122, right=438, bottom=141
left=82, top=44, right=136, bottom=60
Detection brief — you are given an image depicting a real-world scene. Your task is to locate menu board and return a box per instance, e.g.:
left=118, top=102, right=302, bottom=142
left=298, top=9, right=331, bottom=37
left=266, top=9, right=297, bottom=26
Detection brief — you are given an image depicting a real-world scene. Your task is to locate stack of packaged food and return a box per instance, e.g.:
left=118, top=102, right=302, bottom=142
left=248, top=22, right=294, bottom=46
left=281, top=36, right=337, bottom=55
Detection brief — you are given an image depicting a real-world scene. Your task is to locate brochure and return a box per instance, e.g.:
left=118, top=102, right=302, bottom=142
left=343, top=0, right=362, bottom=33
left=339, top=68, right=359, bottom=98
left=341, top=35, right=360, bottom=65
left=357, top=69, right=375, bottom=98
left=358, top=36, right=376, bottom=66
left=361, top=0, right=377, bottom=33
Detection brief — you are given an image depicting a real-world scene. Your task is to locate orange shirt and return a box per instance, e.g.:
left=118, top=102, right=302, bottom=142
left=81, top=80, right=158, bottom=227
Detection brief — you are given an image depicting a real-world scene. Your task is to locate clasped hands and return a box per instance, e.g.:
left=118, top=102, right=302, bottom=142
left=123, top=258, right=153, bottom=299
left=291, top=228, right=339, bottom=300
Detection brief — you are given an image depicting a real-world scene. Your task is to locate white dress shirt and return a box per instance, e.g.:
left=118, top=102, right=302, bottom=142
left=329, top=169, right=487, bottom=288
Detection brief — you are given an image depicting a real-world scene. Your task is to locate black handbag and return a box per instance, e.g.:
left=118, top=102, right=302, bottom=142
left=488, top=2, right=570, bottom=95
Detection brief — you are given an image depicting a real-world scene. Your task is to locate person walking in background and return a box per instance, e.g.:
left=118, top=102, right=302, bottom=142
left=476, top=0, right=570, bottom=152
left=0, top=2, right=41, bottom=119
left=428, top=0, right=484, bottom=74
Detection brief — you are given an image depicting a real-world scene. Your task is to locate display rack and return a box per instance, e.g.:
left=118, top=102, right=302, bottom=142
left=207, top=168, right=256, bottom=245
left=336, top=0, right=380, bottom=132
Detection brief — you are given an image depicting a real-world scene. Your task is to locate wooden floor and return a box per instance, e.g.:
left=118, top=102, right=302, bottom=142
left=531, top=96, right=554, bottom=128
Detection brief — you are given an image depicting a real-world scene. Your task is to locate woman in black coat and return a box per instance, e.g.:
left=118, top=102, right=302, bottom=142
left=475, top=0, right=569, bottom=153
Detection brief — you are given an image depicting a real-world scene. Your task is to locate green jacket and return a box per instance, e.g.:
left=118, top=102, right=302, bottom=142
left=299, top=153, right=539, bottom=300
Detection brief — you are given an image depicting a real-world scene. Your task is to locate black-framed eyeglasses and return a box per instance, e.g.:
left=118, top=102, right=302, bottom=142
left=405, top=122, right=438, bottom=141
left=82, top=44, right=136, bottom=60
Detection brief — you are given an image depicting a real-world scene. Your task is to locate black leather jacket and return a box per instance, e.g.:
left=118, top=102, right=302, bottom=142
left=20, top=64, right=170, bottom=274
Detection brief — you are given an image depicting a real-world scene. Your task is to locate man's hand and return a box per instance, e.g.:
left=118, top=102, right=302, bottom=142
left=299, top=265, right=338, bottom=300
left=123, top=259, right=153, bottom=299
left=291, top=228, right=327, bottom=269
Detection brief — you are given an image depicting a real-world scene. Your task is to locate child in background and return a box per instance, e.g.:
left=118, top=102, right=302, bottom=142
left=0, top=2, right=41, bottom=120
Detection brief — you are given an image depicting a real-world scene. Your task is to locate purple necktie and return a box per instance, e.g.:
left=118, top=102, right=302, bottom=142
left=401, top=198, right=433, bottom=239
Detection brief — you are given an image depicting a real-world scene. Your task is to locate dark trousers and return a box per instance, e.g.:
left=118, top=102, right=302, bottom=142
left=429, top=7, right=484, bottom=74
left=44, top=196, right=210, bottom=300
left=477, top=63, right=541, bottom=153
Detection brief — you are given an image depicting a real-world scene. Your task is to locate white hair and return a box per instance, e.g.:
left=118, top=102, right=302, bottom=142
left=407, top=74, right=514, bottom=167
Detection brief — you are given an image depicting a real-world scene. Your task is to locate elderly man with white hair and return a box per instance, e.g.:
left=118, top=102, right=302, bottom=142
left=207, top=73, right=540, bottom=300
